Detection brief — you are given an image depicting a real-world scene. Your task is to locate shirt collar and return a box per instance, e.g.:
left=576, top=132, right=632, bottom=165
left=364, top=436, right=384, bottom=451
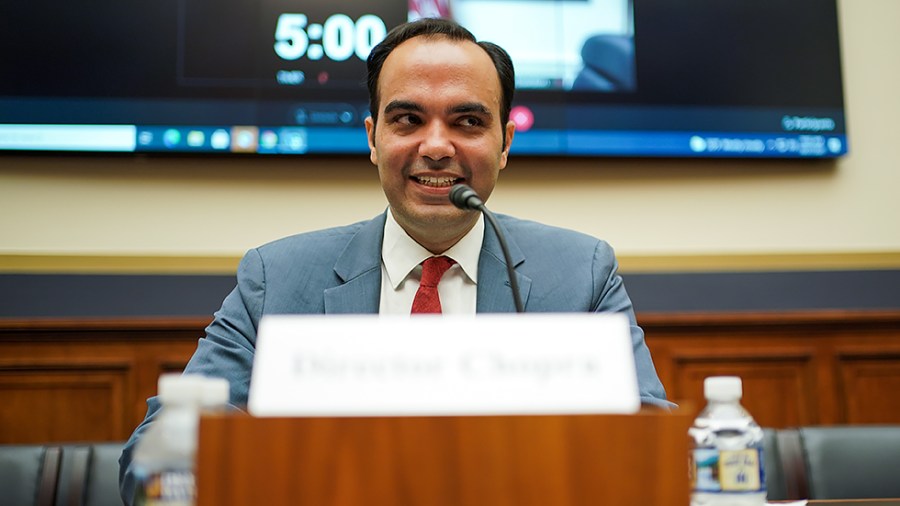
left=382, top=208, right=484, bottom=290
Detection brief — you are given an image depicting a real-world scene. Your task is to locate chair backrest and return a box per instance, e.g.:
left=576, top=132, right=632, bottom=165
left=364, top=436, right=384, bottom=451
left=798, top=426, right=900, bottom=500
left=0, top=445, right=60, bottom=506
left=83, top=443, right=125, bottom=506
left=761, top=428, right=788, bottom=501
left=56, top=443, right=125, bottom=506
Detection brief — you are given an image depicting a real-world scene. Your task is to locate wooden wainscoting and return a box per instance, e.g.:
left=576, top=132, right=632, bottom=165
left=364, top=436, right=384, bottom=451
left=0, top=318, right=205, bottom=444
left=1, top=311, right=899, bottom=444
left=639, top=311, right=900, bottom=427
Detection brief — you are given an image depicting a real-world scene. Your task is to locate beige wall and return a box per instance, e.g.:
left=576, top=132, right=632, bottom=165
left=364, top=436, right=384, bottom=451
left=1, top=0, right=898, bottom=267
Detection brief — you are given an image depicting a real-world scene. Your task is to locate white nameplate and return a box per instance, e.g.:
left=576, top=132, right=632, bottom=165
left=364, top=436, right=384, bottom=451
left=248, top=313, right=640, bottom=416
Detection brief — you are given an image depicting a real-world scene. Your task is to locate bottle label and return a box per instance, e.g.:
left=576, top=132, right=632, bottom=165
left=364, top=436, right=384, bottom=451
left=137, top=470, right=195, bottom=506
left=691, top=447, right=764, bottom=493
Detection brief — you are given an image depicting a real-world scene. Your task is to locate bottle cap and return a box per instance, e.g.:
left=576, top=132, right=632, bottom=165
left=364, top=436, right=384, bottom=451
left=200, top=377, right=230, bottom=407
left=158, top=373, right=205, bottom=405
left=158, top=373, right=229, bottom=406
left=704, top=376, right=742, bottom=401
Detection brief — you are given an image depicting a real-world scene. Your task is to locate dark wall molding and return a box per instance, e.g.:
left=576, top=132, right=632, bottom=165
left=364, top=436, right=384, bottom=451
left=1, top=269, right=899, bottom=318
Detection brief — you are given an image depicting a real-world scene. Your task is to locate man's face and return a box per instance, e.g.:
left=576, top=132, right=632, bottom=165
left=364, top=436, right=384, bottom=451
left=365, top=36, right=515, bottom=253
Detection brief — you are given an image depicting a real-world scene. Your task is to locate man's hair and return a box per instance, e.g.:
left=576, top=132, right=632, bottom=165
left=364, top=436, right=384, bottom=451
left=366, top=18, right=515, bottom=135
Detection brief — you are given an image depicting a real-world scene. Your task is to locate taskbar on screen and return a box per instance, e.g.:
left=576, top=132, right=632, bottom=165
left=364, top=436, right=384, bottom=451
left=0, top=124, right=847, bottom=158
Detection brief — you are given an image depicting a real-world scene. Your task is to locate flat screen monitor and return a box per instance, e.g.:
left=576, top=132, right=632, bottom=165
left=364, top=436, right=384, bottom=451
left=0, top=0, right=847, bottom=158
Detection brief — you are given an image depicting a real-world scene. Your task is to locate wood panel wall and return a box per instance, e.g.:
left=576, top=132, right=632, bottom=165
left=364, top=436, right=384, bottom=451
left=640, top=311, right=900, bottom=427
left=0, top=319, right=201, bottom=444
left=2, top=311, right=899, bottom=444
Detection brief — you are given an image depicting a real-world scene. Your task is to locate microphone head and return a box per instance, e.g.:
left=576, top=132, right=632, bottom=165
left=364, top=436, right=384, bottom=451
left=449, top=184, right=484, bottom=210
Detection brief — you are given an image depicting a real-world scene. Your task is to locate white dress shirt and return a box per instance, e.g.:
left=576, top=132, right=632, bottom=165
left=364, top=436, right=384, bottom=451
left=379, top=209, right=483, bottom=315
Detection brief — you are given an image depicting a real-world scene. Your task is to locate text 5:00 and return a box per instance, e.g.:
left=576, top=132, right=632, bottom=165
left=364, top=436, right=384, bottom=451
left=274, top=13, right=388, bottom=62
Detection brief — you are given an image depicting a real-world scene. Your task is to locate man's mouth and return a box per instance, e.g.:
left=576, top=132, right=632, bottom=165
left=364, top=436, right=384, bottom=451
left=413, top=176, right=461, bottom=188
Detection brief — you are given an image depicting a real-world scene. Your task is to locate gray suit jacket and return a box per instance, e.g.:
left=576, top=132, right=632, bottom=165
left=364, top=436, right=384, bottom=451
left=119, top=212, right=672, bottom=504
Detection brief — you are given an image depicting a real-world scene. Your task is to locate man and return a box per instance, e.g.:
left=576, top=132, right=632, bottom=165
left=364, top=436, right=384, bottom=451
left=119, top=17, right=673, bottom=504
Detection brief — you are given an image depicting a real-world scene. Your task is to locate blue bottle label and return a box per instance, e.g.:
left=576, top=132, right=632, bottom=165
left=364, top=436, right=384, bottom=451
left=137, top=469, right=195, bottom=506
left=691, top=447, right=765, bottom=493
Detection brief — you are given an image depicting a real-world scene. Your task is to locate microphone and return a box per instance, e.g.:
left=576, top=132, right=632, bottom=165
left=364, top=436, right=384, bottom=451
left=449, top=184, right=484, bottom=210
left=449, top=184, right=524, bottom=313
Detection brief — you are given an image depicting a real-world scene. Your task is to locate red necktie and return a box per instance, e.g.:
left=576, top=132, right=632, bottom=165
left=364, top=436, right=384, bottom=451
left=411, top=256, right=455, bottom=314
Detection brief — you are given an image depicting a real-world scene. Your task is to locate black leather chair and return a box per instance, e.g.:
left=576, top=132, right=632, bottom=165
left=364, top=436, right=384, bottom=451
left=761, top=428, right=788, bottom=501
left=778, top=426, right=900, bottom=500
left=0, top=445, right=61, bottom=506
left=56, top=443, right=125, bottom=506
left=82, top=443, right=125, bottom=506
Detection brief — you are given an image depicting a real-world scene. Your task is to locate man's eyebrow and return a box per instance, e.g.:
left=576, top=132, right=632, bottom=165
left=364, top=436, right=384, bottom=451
left=449, top=103, right=492, bottom=117
left=383, top=100, right=423, bottom=115
left=382, top=100, right=493, bottom=118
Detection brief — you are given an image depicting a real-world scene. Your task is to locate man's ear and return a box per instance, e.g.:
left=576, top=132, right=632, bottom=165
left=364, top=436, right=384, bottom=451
left=364, top=116, right=377, bottom=164
left=499, top=120, right=516, bottom=168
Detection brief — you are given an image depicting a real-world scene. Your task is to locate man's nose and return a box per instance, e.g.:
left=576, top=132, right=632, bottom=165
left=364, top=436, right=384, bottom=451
left=418, top=121, right=455, bottom=161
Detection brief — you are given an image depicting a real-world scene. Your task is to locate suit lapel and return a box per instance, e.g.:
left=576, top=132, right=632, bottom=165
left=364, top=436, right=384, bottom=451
left=323, top=213, right=386, bottom=314
left=321, top=212, right=531, bottom=314
left=476, top=217, right=531, bottom=313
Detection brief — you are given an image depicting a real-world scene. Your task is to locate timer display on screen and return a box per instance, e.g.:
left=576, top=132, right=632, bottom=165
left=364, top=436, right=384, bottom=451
left=173, top=0, right=404, bottom=90
left=274, top=13, right=387, bottom=62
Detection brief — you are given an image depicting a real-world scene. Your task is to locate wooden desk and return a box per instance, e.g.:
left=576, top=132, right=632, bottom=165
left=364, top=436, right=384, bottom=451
left=800, top=501, right=900, bottom=506
left=197, top=411, right=693, bottom=506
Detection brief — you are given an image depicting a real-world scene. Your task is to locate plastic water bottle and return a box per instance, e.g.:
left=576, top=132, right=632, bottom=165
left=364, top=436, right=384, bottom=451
left=689, top=376, right=766, bottom=506
left=132, top=374, right=229, bottom=506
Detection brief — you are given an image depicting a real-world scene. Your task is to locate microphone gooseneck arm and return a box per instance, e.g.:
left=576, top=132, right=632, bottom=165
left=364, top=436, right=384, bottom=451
left=449, top=184, right=524, bottom=313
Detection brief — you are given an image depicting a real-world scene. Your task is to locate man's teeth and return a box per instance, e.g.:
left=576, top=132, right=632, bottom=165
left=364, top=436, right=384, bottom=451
left=416, top=176, right=458, bottom=187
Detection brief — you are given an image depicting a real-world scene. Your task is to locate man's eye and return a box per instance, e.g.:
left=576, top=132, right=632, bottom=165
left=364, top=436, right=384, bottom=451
left=394, top=114, right=421, bottom=126
left=458, top=116, right=483, bottom=127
